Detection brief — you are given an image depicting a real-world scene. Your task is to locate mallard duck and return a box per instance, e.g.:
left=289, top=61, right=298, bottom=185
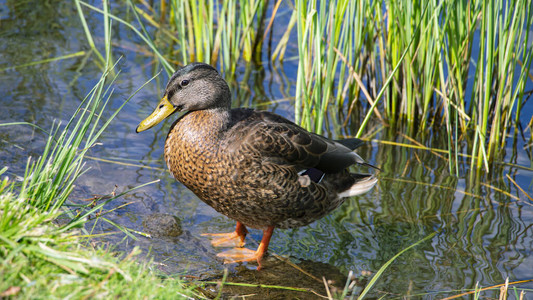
left=136, top=62, right=378, bottom=270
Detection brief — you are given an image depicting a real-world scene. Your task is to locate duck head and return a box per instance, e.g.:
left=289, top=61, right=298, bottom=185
left=136, top=63, right=231, bottom=133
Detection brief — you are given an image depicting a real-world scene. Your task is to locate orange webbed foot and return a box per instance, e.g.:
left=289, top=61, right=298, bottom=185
left=202, top=221, right=248, bottom=247
left=217, top=247, right=265, bottom=269
left=201, top=231, right=246, bottom=247
left=215, top=226, right=275, bottom=271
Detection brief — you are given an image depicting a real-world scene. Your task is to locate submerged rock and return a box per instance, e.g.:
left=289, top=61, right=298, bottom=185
left=142, top=213, right=183, bottom=238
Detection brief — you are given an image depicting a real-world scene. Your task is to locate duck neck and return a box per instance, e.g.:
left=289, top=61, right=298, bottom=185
left=170, top=107, right=230, bottom=149
left=198, top=107, right=230, bottom=132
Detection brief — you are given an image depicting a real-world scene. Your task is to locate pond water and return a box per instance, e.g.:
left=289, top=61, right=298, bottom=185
left=1, top=1, right=532, bottom=298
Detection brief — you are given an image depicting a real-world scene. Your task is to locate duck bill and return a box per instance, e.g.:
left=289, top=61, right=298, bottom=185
left=136, top=95, right=176, bottom=133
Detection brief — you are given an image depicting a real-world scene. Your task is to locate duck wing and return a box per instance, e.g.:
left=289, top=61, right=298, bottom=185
left=225, top=109, right=367, bottom=174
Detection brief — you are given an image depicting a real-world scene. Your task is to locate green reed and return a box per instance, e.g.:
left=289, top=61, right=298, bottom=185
left=293, top=0, right=371, bottom=134
left=470, top=0, right=533, bottom=172
left=166, top=0, right=266, bottom=76
left=88, top=0, right=269, bottom=79
left=290, top=0, right=532, bottom=172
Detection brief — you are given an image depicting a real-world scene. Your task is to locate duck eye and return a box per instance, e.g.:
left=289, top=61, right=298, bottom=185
left=181, top=79, right=189, bottom=86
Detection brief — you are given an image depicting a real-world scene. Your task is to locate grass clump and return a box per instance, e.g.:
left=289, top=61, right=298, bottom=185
left=0, top=195, right=194, bottom=298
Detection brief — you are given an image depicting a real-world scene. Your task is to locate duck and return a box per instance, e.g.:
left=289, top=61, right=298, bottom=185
left=136, top=62, right=378, bottom=270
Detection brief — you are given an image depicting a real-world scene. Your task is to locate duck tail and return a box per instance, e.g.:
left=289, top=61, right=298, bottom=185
left=337, top=174, right=378, bottom=198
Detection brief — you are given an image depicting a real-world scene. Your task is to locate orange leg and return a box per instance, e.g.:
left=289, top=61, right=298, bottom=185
left=202, top=221, right=248, bottom=247
left=216, top=226, right=275, bottom=270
